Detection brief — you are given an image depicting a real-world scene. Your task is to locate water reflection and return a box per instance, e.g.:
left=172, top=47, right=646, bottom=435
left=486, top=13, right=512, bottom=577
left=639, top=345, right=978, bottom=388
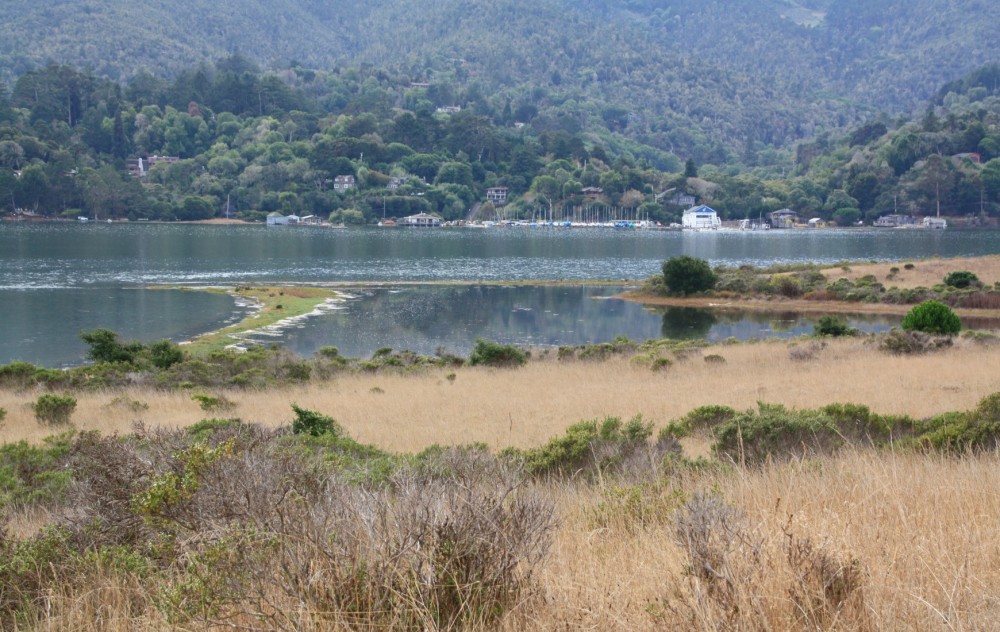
left=660, top=307, right=718, bottom=339
left=276, top=285, right=899, bottom=358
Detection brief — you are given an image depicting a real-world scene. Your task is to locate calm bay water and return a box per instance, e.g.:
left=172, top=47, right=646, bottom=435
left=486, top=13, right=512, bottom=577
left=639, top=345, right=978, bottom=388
left=3, top=223, right=999, bottom=365
left=271, top=285, right=897, bottom=359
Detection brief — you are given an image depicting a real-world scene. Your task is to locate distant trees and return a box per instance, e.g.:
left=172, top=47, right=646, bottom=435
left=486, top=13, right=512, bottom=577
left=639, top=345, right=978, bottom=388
left=1, top=53, right=1000, bottom=227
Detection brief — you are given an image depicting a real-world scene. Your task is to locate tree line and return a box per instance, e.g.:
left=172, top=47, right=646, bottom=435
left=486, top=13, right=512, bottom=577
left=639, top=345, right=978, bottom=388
left=1, top=61, right=999, bottom=225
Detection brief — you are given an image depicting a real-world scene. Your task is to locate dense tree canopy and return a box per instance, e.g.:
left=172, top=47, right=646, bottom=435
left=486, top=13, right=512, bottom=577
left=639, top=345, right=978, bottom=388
left=0, top=60, right=999, bottom=226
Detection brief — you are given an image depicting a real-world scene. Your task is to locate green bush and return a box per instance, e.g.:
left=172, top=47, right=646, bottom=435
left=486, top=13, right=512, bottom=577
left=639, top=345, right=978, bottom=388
left=291, top=404, right=342, bottom=437
left=0, top=433, right=75, bottom=510
left=31, top=394, right=77, bottom=426
left=917, top=393, right=1000, bottom=452
left=661, top=256, right=717, bottom=296
left=149, top=339, right=184, bottom=369
left=814, top=315, right=854, bottom=337
left=191, top=393, right=236, bottom=412
left=507, top=415, right=655, bottom=478
left=900, top=300, right=961, bottom=335
left=670, top=405, right=737, bottom=437
left=879, top=329, right=953, bottom=354
left=80, top=329, right=143, bottom=364
left=468, top=339, right=527, bottom=367
left=943, top=270, right=980, bottom=289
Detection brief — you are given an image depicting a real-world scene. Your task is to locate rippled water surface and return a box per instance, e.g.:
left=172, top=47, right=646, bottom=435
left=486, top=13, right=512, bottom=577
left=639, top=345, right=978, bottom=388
left=3, top=223, right=999, bottom=365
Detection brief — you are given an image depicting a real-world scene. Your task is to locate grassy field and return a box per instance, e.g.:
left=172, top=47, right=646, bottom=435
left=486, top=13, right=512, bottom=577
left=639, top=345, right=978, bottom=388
left=4, top=258, right=1000, bottom=630
left=625, top=254, right=1000, bottom=320
left=3, top=336, right=998, bottom=450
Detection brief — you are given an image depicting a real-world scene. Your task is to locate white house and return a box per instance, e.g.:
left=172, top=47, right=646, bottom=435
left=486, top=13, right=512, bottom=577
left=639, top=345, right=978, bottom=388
left=922, top=217, right=947, bottom=229
left=400, top=212, right=441, bottom=227
left=486, top=186, right=509, bottom=205
left=266, top=212, right=300, bottom=226
left=681, top=205, right=721, bottom=230
left=333, top=175, right=356, bottom=191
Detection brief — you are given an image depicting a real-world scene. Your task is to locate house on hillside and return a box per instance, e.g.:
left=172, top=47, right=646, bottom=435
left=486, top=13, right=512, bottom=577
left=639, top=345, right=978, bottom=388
left=665, top=192, right=696, bottom=207
left=768, top=209, right=799, bottom=228
left=582, top=187, right=604, bottom=201
left=386, top=177, right=406, bottom=190
left=334, top=175, right=356, bottom=191
left=486, top=186, right=509, bottom=205
left=127, top=155, right=180, bottom=177
left=681, top=205, right=721, bottom=230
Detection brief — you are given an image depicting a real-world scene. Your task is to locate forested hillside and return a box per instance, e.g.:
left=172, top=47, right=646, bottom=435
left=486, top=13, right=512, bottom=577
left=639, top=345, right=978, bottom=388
left=0, top=0, right=996, bottom=163
left=2, top=57, right=999, bottom=227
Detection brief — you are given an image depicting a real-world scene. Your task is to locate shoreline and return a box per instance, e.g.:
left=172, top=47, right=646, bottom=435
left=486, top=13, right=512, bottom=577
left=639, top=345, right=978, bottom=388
left=173, top=285, right=343, bottom=355
left=621, top=253, right=1000, bottom=320
left=168, top=254, right=1000, bottom=353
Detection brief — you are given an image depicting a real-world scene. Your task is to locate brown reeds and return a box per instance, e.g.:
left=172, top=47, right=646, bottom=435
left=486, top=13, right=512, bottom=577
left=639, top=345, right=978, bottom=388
left=3, top=337, right=999, bottom=451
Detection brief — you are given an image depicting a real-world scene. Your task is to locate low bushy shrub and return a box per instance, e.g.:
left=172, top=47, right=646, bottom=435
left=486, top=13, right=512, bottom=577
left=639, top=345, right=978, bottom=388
left=917, top=393, right=1000, bottom=452
left=814, top=315, right=854, bottom=337
left=664, top=405, right=737, bottom=438
left=506, top=415, right=660, bottom=479
left=0, top=433, right=75, bottom=510
left=879, top=329, right=953, bottom=354
left=901, top=299, right=961, bottom=334
left=191, top=393, right=236, bottom=412
left=943, top=270, right=980, bottom=289
left=31, top=394, right=77, bottom=426
left=468, top=339, right=527, bottom=367
left=291, top=404, right=342, bottom=437
left=711, top=402, right=919, bottom=465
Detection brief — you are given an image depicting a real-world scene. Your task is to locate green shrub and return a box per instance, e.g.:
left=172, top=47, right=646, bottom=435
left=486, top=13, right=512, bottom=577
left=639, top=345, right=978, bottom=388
left=900, top=300, right=961, bottom=335
left=0, top=432, right=75, bottom=510
left=879, top=329, right=953, bottom=354
left=31, top=394, right=77, bottom=426
left=185, top=417, right=245, bottom=442
left=943, top=270, right=980, bottom=289
left=80, top=328, right=143, bottom=365
left=714, top=403, right=844, bottom=464
left=149, top=339, right=184, bottom=369
left=772, top=275, right=803, bottom=297
left=917, top=393, right=1000, bottom=452
left=317, top=346, right=342, bottom=359
left=191, top=393, right=236, bottom=412
left=650, top=357, right=673, bottom=371
left=661, top=256, right=717, bottom=296
left=814, top=315, right=854, bottom=337
left=468, top=339, right=527, bottom=367
left=664, top=405, right=737, bottom=438
left=291, top=404, right=342, bottom=437
left=508, top=415, right=655, bottom=478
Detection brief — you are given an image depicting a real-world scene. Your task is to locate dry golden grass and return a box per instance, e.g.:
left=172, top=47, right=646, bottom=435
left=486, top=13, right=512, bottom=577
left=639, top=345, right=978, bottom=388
left=505, top=450, right=1000, bottom=631
left=13, top=452, right=1000, bottom=630
left=820, top=254, right=1000, bottom=290
left=4, top=337, right=999, bottom=451
left=627, top=254, right=1000, bottom=319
